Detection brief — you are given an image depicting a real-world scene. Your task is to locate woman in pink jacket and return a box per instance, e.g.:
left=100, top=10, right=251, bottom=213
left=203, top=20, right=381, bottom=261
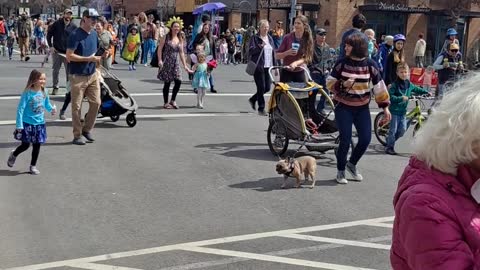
left=391, top=73, right=480, bottom=269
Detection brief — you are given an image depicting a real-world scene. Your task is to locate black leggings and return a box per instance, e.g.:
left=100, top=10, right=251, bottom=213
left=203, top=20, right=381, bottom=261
left=61, top=92, right=71, bottom=112
left=163, top=79, right=181, bottom=104
left=13, top=142, right=41, bottom=166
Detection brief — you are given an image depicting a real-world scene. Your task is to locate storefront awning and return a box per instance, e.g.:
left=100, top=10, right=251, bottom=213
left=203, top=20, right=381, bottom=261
left=359, top=4, right=431, bottom=14
left=429, top=9, right=480, bottom=18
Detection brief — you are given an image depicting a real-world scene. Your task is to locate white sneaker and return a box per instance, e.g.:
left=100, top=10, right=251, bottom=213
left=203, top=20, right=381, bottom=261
left=346, top=162, right=363, bottom=181
left=30, top=165, right=40, bottom=175
left=336, top=171, right=348, bottom=184
left=7, top=150, right=16, bottom=167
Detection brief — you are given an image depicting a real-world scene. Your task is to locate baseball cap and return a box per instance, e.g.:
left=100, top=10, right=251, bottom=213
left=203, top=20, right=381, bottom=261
left=82, top=8, right=100, bottom=18
left=450, top=43, right=460, bottom=51
left=64, top=9, right=73, bottom=14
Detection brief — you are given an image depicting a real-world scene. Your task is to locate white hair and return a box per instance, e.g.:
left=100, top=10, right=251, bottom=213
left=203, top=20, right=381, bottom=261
left=258, top=19, right=269, bottom=28
left=364, top=29, right=375, bottom=36
left=414, top=72, right=480, bottom=175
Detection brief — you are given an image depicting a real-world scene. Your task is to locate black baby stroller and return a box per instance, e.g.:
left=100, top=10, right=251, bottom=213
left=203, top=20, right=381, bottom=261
left=98, top=66, right=138, bottom=127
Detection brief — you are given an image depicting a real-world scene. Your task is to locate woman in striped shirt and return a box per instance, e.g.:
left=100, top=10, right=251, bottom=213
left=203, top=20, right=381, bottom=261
left=326, top=33, right=392, bottom=184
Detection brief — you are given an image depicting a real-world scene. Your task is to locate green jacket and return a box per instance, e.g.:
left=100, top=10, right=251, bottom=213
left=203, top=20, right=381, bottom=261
left=388, top=80, right=429, bottom=116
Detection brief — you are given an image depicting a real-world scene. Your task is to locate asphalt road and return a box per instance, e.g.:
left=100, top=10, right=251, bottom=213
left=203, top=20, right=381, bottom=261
left=0, top=53, right=416, bottom=270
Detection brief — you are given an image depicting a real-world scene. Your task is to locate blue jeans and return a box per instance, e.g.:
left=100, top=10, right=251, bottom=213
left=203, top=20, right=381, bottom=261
left=386, top=114, right=406, bottom=150
left=335, top=104, right=372, bottom=171
left=311, top=72, right=328, bottom=112
left=142, top=38, right=156, bottom=64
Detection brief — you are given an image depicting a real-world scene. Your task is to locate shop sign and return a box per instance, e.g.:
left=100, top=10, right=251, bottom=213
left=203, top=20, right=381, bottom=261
left=378, top=2, right=431, bottom=13
left=258, top=0, right=291, bottom=9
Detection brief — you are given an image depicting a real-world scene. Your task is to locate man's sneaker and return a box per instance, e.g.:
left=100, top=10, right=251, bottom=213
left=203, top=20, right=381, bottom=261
left=82, top=132, right=95, bottom=142
left=29, top=165, right=40, bottom=175
left=336, top=170, right=348, bottom=184
left=346, top=162, right=363, bottom=181
left=210, top=89, right=217, bottom=93
left=385, top=148, right=397, bottom=155
left=248, top=99, right=256, bottom=111
left=51, top=87, right=59, bottom=95
left=59, top=110, right=66, bottom=120
left=72, top=137, right=86, bottom=145
left=7, top=150, right=16, bottom=168
left=25, top=56, right=30, bottom=62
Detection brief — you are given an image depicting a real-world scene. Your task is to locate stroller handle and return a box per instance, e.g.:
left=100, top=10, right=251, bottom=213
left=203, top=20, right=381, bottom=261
left=268, top=66, right=313, bottom=83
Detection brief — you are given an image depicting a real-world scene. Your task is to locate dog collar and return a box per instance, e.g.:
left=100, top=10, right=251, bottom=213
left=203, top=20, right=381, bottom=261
left=285, top=161, right=295, bottom=177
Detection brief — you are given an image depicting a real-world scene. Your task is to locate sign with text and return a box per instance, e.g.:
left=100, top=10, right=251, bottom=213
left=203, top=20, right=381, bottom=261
left=258, top=0, right=291, bottom=9
left=378, top=2, right=431, bottom=13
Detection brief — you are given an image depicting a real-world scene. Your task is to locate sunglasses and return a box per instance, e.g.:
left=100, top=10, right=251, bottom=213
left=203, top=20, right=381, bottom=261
left=86, top=16, right=98, bottom=21
left=450, top=49, right=459, bottom=53
left=317, top=33, right=326, bottom=36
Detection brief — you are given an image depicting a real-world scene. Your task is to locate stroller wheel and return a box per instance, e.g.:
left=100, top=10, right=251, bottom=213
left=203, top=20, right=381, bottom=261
left=110, top=115, right=120, bottom=122
left=126, top=113, right=137, bottom=127
left=267, top=120, right=289, bottom=156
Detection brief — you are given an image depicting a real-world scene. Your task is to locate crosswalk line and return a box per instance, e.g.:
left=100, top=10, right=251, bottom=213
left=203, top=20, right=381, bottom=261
left=179, top=246, right=378, bottom=270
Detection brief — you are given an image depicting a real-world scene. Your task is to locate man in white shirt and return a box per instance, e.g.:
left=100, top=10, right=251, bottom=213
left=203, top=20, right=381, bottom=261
left=414, top=33, right=426, bottom=68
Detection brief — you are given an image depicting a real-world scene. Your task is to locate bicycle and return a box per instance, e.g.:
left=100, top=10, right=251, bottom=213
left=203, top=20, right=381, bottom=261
left=374, top=95, right=433, bottom=146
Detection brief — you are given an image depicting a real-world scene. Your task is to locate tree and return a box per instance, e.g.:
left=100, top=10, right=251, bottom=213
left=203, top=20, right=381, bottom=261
left=157, top=0, right=175, bottom=22
left=448, top=0, right=480, bottom=26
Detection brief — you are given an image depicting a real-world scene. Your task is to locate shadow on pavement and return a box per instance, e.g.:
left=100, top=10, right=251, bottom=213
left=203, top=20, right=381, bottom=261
left=229, top=177, right=339, bottom=192
left=0, top=169, right=30, bottom=176
left=0, top=141, right=73, bottom=150
left=196, top=142, right=265, bottom=151
left=365, top=144, right=411, bottom=158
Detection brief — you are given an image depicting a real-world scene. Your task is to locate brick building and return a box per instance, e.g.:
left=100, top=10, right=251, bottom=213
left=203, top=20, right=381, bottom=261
left=314, top=0, right=480, bottom=66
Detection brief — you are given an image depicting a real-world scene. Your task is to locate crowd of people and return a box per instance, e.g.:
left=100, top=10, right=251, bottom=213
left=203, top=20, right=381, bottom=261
left=2, top=7, right=480, bottom=268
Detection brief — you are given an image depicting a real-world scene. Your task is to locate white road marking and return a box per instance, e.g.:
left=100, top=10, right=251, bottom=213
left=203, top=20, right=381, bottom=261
left=280, top=234, right=391, bottom=250
left=4, top=216, right=393, bottom=270
left=0, top=113, right=252, bottom=126
left=0, top=93, right=260, bottom=100
left=158, top=235, right=392, bottom=270
left=365, top=222, right=394, bottom=229
left=67, top=262, right=143, bottom=270
left=179, top=246, right=377, bottom=270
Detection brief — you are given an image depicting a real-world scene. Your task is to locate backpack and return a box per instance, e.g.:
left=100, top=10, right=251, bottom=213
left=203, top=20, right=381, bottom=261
left=0, top=22, right=6, bottom=35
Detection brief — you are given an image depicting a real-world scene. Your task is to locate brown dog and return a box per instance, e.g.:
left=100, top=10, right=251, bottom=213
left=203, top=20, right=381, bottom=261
left=276, top=156, right=317, bottom=189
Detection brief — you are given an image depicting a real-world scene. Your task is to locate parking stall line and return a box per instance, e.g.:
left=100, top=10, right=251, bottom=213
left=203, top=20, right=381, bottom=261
left=158, top=235, right=392, bottom=270
left=279, top=234, right=391, bottom=250
left=67, top=262, right=144, bottom=270
left=179, top=246, right=379, bottom=270
left=3, top=216, right=393, bottom=270
left=365, top=222, right=394, bottom=229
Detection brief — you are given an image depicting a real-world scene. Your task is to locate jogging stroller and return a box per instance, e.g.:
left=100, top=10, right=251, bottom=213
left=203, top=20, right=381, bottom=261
left=98, top=66, right=138, bottom=127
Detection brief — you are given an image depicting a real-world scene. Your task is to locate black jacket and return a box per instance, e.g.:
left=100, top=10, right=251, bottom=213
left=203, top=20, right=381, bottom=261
left=47, top=19, right=77, bottom=53
left=248, top=34, right=276, bottom=72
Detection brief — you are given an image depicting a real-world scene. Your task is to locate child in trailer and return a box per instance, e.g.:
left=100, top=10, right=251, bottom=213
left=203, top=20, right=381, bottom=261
left=7, top=69, right=56, bottom=175
left=385, top=63, right=429, bottom=155
left=191, top=51, right=210, bottom=109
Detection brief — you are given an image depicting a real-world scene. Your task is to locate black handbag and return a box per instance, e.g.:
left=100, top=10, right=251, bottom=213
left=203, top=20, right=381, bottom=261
left=150, top=46, right=159, bottom=67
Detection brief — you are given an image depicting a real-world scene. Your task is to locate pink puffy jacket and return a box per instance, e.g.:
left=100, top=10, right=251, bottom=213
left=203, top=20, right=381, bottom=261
left=391, top=157, right=480, bottom=270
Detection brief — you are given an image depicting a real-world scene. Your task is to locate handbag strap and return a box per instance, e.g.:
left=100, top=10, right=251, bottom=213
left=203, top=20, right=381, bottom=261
left=256, top=48, right=264, bottom=66
left=253, top=36, right=264, bottom=66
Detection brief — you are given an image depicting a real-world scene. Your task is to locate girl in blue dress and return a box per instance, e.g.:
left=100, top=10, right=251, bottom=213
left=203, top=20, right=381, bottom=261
left=8, top=69, right=56, bottom=175
left=191, top=51, right=210, bottom=109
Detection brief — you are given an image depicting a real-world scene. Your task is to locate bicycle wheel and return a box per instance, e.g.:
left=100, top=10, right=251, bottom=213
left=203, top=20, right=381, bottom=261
left=374, top=112, right=389, bottom=146
left=267, top=120, right=289, bottom=156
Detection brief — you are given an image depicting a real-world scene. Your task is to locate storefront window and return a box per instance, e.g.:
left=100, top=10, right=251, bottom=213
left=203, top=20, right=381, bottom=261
left=363, top=11, right=406, bottom=43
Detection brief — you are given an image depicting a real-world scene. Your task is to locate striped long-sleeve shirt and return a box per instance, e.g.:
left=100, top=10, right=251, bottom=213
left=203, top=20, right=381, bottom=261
left=326, top=58, right=390, bottom=108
